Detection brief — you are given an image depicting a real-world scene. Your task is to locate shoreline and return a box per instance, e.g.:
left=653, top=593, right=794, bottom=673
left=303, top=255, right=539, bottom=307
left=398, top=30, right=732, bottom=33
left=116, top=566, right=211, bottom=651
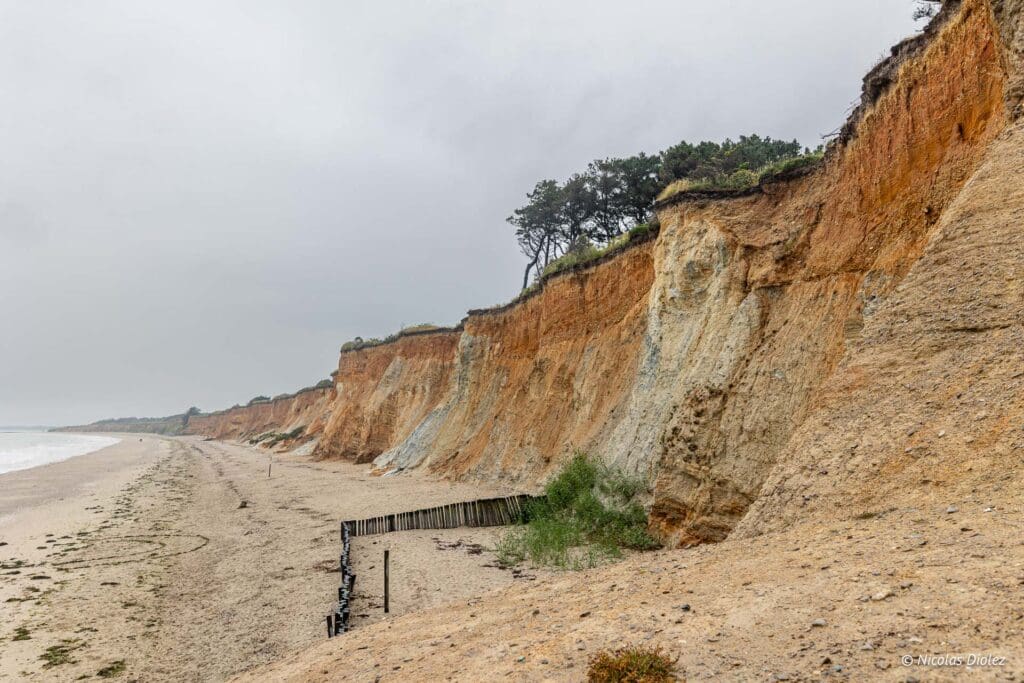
left=0, top=435, right=153, bottom=534
left=0, top=435, right=539, bottom=681
left=0, top=431, right=123, bottom=477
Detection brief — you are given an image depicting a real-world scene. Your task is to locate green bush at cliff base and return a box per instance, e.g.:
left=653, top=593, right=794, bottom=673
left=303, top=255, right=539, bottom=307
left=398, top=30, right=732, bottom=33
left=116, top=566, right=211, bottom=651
left=495, top=453, right=658, bottom=570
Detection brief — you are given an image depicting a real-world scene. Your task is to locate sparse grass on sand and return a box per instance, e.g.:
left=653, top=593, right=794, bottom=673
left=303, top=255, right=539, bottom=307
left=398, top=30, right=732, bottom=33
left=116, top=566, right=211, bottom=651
left=587, top=645, right=679, bottom=682
left=495, top=453, right=658, bottom=570
left=96, top=659, right=127, bottom=678
left=39, top=639, right=83, bottom=668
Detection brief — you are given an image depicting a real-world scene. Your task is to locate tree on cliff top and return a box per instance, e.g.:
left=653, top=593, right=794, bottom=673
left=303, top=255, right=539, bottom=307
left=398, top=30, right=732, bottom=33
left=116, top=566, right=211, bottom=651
left=615, top=153, right=661, bottom=226
left=508, top=179, right=564, bottom=289
left=659, top=134, right=802, bottom=185
left=506, top=134, right=810, bottom=290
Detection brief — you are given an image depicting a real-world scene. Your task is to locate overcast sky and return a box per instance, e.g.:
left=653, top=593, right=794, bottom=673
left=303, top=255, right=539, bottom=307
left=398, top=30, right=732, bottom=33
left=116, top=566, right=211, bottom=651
left=0, top=1, right=921, bottom=426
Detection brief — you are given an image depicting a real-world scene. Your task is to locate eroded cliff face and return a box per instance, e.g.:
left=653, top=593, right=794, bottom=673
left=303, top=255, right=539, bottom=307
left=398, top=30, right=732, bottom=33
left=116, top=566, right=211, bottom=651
left=184, top=386, right=335, bottom=443
left=639, top=0, right=1009, bottom=544
left=313, top=331, right=461, bottom=464
left=190, top=0, right=1022, bottom=547
left=388, top=240, right=656, bottom=486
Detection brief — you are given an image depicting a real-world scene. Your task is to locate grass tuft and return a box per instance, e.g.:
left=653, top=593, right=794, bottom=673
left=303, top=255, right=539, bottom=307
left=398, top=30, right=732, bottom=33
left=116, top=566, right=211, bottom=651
left=587, top=645, right=679, bottom=682
left=758, top=151, right=824, bottom=182
left=40, top=639, right=83, bottom=668
left=495, top=452, right=658, bottom=570
left=539, top=223, right=658, bottom=281
left=97, top=659, right=127, bottom=678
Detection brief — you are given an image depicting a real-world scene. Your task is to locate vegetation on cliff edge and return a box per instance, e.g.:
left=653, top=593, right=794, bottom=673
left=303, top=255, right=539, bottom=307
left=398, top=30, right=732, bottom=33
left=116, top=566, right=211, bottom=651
left=508, top=135, right=823, bottom=289
left=655, top=149, right=825, bottom=203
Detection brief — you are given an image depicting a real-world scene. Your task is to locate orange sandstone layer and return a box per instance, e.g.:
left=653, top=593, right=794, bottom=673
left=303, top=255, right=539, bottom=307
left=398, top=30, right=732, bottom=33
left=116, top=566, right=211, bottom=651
left=419, top=239, right=655, bottom=485
left=313, top=330, right=461, bottom=463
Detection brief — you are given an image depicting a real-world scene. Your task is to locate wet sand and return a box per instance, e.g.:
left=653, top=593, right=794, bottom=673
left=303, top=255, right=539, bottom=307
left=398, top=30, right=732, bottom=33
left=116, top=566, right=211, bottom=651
left=0, top=435, right=531, bottom=681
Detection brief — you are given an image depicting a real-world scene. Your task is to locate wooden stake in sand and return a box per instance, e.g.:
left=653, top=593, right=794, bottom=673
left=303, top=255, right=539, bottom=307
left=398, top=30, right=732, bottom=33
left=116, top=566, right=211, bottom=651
left=383, top=549, right=390, bottom=614
left=267, top=457, right=272, bottom=479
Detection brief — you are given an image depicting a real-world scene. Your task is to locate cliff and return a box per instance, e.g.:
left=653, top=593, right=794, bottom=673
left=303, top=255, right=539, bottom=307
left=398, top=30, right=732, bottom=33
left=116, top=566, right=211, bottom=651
left=183, top=386, right=335, bottom=445
left=374, top=237, right=656, bottom=485
left=187, top=0, right=1022, bottom=548
left=313, top=329, right=461, bottom=463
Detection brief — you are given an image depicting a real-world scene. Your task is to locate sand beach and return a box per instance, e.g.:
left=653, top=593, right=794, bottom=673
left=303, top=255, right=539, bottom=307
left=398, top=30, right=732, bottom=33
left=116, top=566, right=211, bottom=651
left=0, top=435, right=527, bottom=681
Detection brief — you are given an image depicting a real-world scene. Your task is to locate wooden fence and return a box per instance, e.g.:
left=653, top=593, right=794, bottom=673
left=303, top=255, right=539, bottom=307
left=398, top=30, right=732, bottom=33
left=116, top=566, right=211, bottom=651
left=340, top=494, right=538, bottom=537
left=326, top=494, right=540, bottom=637
left=326, top=522, right=354, bottom=637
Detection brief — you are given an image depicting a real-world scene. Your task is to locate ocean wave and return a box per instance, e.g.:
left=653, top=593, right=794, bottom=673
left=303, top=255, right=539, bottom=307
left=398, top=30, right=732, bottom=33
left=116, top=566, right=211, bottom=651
left=0, top=432, right=121, bottom=475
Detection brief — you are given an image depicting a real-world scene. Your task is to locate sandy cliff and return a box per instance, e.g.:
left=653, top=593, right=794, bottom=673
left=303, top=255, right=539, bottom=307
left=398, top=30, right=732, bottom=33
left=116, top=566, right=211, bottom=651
left=188, top=0, right=1022, bottom=549
left=183, top=386, right=335, bottom=444
left=313, top=330, right=461, bottom=463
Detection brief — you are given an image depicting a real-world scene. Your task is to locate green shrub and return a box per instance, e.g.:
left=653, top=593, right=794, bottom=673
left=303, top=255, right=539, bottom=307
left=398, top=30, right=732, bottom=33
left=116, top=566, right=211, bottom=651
left=496, top=453, right=658, bottom=570
left=587, top=645, right=679, bottom=682
left=655, top=151, right=824, bottom=202
left=758, top=151, right=824, bottom=182
left=495, top=529, right=527, bottom=566
left=627, top=223, right=651, bottom=241
left=721, top=168, right=759, bottom=189
left=542, top=240, right=601, bottom=278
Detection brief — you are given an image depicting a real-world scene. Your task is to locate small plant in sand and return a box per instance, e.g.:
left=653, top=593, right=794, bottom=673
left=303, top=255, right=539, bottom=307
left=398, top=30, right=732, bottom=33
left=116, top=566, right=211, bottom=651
left=12, top=625, right=31, bottom=641
left=96, top=659, right=127, bottom=678
left=39, top=639, right=83, bottom=668
left=495, top=453, right=658, bottom=570
left=587, top=645, right=679, bottom=682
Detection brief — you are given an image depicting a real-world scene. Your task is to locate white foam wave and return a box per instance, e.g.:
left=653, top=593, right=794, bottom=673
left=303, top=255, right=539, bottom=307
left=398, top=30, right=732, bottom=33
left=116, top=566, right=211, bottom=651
left=0, top=432, right=120, bottom=475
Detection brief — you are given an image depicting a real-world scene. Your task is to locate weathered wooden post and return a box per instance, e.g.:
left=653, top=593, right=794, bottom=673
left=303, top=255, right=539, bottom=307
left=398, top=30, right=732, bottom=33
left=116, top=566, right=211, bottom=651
left=384, top=548, right=390, bottom=614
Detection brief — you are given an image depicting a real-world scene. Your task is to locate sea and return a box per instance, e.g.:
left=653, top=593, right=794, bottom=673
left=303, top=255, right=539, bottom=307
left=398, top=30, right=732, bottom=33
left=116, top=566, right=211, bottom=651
left=0, top=430, right=120, bottom=476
